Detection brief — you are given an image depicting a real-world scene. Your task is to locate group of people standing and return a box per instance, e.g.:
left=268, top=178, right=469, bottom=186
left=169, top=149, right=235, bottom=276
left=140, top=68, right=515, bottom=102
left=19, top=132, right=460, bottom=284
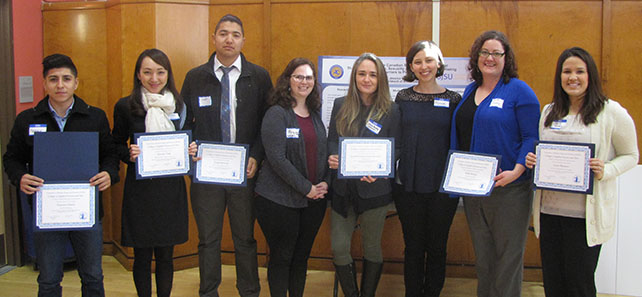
left=3, top=12, right=638, bottom=297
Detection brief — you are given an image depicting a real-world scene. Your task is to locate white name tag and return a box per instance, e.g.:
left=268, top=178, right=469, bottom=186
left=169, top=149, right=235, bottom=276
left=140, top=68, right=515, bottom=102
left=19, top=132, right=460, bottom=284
left=286, top=128, right=300, bottom=138
left=489, top=98, right=504, bottom=109
left=29, top=124, right=47, bottom=136
left=434, top=98, right=450, bottom=108
left=199, top=96, right=212, bottom=107
left=168, top=113, right=180, bottom=120
left=366, top=119, right=382, bottom=135
left=551, top=119, right=567, bottom=130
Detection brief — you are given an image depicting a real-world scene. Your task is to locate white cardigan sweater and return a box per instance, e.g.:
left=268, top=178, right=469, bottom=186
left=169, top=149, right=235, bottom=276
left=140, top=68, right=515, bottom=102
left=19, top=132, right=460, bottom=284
left=533, top=99, right=639, bottom=247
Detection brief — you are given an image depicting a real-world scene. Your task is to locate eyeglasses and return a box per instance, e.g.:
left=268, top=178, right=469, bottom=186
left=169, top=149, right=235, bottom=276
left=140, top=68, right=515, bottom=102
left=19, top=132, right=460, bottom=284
left=479, top=50, right=505, bottom=58
left=291, top=75, right=315, bottom=82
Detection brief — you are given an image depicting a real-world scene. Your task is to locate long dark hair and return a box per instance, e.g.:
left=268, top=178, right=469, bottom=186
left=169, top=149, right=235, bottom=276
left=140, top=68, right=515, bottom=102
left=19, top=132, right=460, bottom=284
left=269, top=57, right=321, bottom=112
left=544, top=47, right=606, bottom=127
left=129, top=48, right=182, bottom=117
left=467, top=30, right=518, bottom=84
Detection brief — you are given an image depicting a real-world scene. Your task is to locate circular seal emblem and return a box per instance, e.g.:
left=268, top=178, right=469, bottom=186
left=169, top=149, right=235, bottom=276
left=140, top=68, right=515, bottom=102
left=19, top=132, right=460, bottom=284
left=329, top=64, right=344, bottom=79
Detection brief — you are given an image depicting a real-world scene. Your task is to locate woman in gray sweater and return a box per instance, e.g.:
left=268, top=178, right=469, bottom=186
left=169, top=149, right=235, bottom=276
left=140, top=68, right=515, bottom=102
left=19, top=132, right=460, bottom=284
left=254, top=57, right=329, bottom=297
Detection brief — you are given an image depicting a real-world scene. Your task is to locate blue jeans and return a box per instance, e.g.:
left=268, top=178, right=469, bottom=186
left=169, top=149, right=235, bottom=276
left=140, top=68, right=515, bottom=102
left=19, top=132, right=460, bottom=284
left=33, top=222, right=105, bottom=297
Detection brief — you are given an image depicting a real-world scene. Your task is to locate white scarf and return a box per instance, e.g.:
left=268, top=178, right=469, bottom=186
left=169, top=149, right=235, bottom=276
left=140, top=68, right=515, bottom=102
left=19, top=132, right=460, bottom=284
left=141, top=88, right=176, bottom=132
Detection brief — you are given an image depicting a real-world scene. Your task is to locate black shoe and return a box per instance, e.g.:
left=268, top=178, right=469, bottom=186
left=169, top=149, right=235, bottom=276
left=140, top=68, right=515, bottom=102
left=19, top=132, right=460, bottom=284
left=335, top=262, right=359, bottom=297
left=360, top=260, right=383, bottom=297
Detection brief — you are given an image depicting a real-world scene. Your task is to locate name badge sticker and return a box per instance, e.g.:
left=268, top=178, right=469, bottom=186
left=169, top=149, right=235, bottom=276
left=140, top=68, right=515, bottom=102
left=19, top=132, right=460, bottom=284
left=286, top=128, right=300, bottom=139
left=168, top=113, right=180, bottom=120
left=489, top=98, right=504, bottom=109
left=434, top=98, right=450, bottom=108
left=551, top=119, right=567, bottom=130
left=29, top=124, right=47, bottom=136
left=199, top=96, right=212, bottom=107
left=366, top=119, right=382, bottom=135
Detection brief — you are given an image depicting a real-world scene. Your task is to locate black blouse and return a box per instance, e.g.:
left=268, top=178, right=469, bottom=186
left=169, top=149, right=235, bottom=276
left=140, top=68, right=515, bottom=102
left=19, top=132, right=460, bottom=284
left=395, top=87, right=461, bottom=193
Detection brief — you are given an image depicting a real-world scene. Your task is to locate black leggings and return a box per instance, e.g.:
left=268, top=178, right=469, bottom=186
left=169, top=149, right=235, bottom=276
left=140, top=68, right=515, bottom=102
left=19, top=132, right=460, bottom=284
left=133, top=246, right=175, bottom=297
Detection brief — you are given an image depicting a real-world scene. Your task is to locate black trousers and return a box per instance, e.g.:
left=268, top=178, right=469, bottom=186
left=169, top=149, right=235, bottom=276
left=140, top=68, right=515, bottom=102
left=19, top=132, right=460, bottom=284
left=133, top=246, right=174, bottom=297
left=394, top=185, right=459, bottom=297
left=540, top=213, right=602, bottom=297
left=255, top=195, right=327, bottom=297
left=190, top=181, right=259, bottom=297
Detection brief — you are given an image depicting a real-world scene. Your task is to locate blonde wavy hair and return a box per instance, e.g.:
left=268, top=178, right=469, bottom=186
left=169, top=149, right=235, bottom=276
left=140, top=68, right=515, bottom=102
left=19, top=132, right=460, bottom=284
left=336, top=53, right=391, bottom=137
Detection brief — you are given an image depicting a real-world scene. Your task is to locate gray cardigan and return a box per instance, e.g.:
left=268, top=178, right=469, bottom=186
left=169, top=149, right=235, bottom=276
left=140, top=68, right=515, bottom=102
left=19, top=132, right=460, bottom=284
left=255, top=105, right=329, bottom=208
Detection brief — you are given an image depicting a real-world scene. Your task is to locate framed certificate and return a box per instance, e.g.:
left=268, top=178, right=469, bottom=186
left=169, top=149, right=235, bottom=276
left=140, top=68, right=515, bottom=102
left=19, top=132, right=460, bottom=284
left=135, top=130, right=191, bottom=179
left=533, top=141, right=595, bottom=194
left=193, top=141, right=248, bottom=186
left=338, top=137, right=394, bottom=179
left=439, top=150, right=501, bottom=197
left=34, top=183, right=97, bottom=231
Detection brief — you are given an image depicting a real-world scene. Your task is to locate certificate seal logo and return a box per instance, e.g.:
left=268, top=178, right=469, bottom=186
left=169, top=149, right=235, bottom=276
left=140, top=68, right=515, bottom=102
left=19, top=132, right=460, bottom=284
left=329, top=65, right=344, bottom=79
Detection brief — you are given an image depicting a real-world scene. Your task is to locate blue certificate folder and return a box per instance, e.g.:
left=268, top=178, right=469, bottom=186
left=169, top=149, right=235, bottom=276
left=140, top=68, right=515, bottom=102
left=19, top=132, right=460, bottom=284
left=33, top=132, right=99, bottom=231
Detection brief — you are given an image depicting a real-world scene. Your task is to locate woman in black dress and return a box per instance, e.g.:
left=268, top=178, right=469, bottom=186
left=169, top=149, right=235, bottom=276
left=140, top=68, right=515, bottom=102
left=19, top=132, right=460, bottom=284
left=112, top=48, right=189, bottom=297
left=394, top=41, right=461, bottom=297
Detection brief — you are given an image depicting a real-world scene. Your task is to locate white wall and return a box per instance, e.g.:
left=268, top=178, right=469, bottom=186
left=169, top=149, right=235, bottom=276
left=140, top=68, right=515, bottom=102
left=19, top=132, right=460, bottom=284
left=596, top=165, right=642, bottom=296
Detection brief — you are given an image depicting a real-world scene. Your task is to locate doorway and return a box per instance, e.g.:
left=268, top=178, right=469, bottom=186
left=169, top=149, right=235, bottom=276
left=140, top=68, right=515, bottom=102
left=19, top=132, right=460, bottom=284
left=1, top=0, right=21, bottom=267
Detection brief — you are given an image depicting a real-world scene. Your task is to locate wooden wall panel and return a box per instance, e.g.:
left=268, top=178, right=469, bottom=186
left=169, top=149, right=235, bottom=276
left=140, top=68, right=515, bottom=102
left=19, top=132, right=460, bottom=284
left=154, top=2, right=210, bottom=258
left=441, top=0, right=602, bottom=107
left=106, top=3, right=124, bottom=253
left=119, top=3, right=156, bottom=96
left=42, top=7, right=112, bottom=241
left=41, top=0, right=642, bottom=279
left=609, top=1, right=642, bottom=152
left=43, top=9, right=108, bottom=111
left=270, top=2, right=433, bottom=75
left=155, top=2, right=210, bottom=90
left=209, top=4, right=267, bottom=69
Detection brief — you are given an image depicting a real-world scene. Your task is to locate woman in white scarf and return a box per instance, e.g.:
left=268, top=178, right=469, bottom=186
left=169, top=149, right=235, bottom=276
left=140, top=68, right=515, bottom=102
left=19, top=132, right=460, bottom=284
left=112, top=49, right=191, bottom=297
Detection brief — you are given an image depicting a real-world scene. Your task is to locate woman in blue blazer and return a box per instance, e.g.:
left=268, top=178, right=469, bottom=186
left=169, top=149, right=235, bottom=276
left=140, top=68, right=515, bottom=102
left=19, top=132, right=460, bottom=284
left=450, top=31, right=540, bottom=297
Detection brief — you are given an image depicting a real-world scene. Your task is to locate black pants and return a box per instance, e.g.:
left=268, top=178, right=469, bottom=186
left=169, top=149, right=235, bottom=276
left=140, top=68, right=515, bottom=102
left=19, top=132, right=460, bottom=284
left=540, top=213, right=602, bottom=297
left=255, top=195, right=327, bottom=297
left=190, top=181, right=259, bottom=297
left=394, top=186, right=459, bottom=297
left=133, top=246, right=174, bottom=297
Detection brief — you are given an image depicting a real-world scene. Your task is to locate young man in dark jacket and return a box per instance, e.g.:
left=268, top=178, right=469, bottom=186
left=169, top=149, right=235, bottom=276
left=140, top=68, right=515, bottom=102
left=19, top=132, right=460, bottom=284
left=3, top=54, right=119, bottom=297
left=181, top=14, right=272, bottom=297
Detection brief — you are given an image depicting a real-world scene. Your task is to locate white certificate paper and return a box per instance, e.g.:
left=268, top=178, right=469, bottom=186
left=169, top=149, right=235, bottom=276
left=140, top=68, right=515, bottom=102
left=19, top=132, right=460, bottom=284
left=338, top=137, right=394, bottom=178
left=194, top=142, right=248, bottom=186
left=135, top=131, right=191, bottom=179
left=35, top=183, right=96, bottom=230
left=440, top=151, right=500, bottom=196
left=534, top=141, right=594, bottom=194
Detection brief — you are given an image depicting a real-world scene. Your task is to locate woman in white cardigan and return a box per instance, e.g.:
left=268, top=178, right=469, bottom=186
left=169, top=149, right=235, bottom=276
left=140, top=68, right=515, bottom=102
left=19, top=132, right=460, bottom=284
left=526, top=47, right=638, bottom=297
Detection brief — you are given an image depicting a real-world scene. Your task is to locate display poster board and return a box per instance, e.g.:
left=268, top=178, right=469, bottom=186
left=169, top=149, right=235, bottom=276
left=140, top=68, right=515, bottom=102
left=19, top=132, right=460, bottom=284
left=318, top=56, right=471, bottom=128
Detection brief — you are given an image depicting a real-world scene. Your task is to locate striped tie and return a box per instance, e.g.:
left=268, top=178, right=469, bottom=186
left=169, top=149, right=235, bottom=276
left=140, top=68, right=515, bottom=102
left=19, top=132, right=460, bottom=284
left=220, top=66, right=233, bottom=143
